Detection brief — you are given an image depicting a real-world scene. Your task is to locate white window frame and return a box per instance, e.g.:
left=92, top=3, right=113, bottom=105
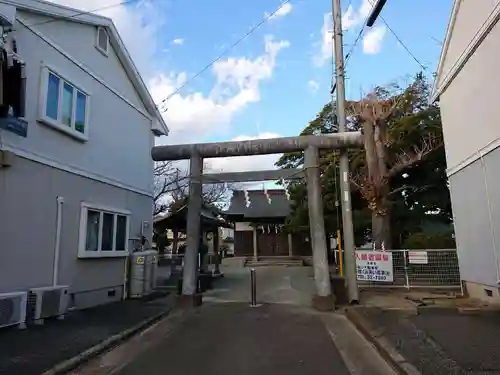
left=95, top=26, right=109, bottom=56
left=78, top=202, right=131, bottom=258
left=38, top=63, right=91, bottom=142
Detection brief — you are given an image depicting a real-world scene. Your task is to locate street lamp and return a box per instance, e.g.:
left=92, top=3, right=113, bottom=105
left=366, top=0, right=387, bottom=27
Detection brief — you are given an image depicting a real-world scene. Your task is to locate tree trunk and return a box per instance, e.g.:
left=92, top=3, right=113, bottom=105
left=372, top=205, right=391, bottom=250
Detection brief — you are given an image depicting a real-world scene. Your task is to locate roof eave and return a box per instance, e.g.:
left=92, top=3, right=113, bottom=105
left=429, top=87, right=441, bottom=104
left=431, top=0, right=461, bottom=104
left=10, top=0, right=169, bottom=137
left=7, top=0, right=112, bottom=26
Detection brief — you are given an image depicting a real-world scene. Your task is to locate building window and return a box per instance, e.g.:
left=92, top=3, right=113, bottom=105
left=96, top=27, right=109, bottom=56
left=78, top=203, right=130, bottom=258
left=39, top=66, right=90, bottom=141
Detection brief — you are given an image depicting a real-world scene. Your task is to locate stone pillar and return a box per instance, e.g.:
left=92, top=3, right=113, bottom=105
left=213, top=228, right=221, bottom=274
left=305, top=146, right=333, bottom=310
left=172, top=228, right=179, bottom=254
left=288, top=232, right=293, bottom=257
left=180, top=153, right=203, bottom=306
left=253, top=227, right=258, bottom=261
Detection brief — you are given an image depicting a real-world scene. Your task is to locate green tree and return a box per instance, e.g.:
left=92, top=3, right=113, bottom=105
left=277, top=73, right=452, bottom=248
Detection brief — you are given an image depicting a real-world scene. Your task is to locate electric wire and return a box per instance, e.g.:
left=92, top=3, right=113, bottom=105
left=157, top=0, right=292, bottom=111
left=23, top=0, right=148, bottom=28
left=330, top=1, right=373, bottom=94
left=376, top=15, right=427, bottom=71
left=364, top=0, right=427, bottom=70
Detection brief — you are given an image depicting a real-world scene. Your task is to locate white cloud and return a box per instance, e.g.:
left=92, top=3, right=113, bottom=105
left=363, top=25, right=386, bottom=54
left=152, top=36, right=290, bottom=144
left=341, top=5, right=357, bottom=29
left=308, top=80, right=319, bottom=93
left=206, top=132, right=282, bottom=174
left=265, top=2, right=293, bottom=20
left=172, top=38, right=184, bottom=45
left=313, top=12, right=332, bottom=67
left=47, top=1, right=289, bottom=146
left=313, top=0, right=387, bottom=66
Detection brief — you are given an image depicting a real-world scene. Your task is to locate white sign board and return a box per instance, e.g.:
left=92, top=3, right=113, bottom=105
left=408, top=251, right=428, bottom=264
left=355, top=251, right=393, bottom=282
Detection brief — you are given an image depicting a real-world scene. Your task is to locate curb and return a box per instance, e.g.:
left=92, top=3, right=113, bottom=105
left=416, top=305, right=458, bottom=315
left=345, top=308, right=422, bottom=375
left=456, top=306, right=500, bottom=316
left=416, top=304, right=500, bottom=316
left=41, top=307, right=173, bottom=375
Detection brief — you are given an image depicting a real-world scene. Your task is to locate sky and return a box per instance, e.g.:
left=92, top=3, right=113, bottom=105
left=49, top=0, right=453, bottom=177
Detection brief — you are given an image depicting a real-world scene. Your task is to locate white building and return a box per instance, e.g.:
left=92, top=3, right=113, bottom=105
left=432, top=0, right=500, bottom=303
left=0, top=0, right=167, bottom=309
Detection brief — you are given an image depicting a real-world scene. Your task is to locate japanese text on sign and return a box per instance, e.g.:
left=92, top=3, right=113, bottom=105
left=408, top=251, right=428, bottom=264
left=355, top=250, right=394, bottom=282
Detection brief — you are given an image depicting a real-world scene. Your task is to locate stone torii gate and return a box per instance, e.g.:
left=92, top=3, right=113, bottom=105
left=152, top=132, right=363, bottom=309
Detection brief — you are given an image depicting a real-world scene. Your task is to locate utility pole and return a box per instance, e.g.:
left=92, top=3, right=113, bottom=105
left=331, top=0, right=359, bottom=303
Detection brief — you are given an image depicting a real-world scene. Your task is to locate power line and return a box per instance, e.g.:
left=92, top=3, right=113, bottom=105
left=430, top=36, right=443, bottom=46
left=158, top=0, right=292, bottom=110
left=330, top=10, right=370, bottom=94
left=345, top=0, right=353, bottom=12
left=344, top=24, right=365, bottom=65
left=377, top=15, right=427, bottom=71
left=24, top=0, right=147, bottom=28
left=364, top=0, right=427, bottom=71
left=332, top=0, right=428, bottom=95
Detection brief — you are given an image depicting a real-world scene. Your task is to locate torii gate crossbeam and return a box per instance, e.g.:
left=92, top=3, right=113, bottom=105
left=151, top=132, right=363, bottom=309
left=152, top=132, right=362, bottom=160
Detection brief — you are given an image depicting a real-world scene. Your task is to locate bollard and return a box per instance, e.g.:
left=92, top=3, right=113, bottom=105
left=250, top=268, right=257, bottom=306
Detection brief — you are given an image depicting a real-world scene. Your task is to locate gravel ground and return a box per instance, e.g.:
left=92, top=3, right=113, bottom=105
left=410, top=313, right=500, bottom=374
left=359, top=307, right=500, bottom=375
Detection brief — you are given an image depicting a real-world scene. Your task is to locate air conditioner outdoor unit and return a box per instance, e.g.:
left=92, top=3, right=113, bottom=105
left=0, top=291, right=27, bottom=329
left=27, top=285, right=69, bottom=323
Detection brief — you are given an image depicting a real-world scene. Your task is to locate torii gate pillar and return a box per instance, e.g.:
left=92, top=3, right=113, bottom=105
left=152, top=133, right=363, bottom=309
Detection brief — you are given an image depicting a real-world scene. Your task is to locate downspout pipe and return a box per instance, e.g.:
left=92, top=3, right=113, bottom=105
left=53, top=196, right=64, bottom=286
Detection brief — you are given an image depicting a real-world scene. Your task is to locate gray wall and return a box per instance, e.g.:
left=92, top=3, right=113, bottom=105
left=0, top=156, right=153, bottom=309
left=449, top=146, right=500, bottom=288
left=436, top=0, right=500, bottom=290
left=1, top=10, right=155, bottom=196
left=438, top=1, right=500, bottom=173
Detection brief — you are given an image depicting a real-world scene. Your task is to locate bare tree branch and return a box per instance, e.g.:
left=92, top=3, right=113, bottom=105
left=388, top=184, right=434, bottom=196
left=153, top=161, right=189, bottom=216
left=154, top=161, right=233, bottom=215
left=388, top=134, right=443, bottom=177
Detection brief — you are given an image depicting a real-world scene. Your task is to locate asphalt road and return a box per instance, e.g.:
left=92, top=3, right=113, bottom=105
left=115, top=303, right=351, bottom=375
left=72, top=265, right=397, bottom=375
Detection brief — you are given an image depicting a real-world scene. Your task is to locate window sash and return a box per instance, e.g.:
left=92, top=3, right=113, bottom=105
left=82, top=208, right=129, bottom=254
left=43, top=69, right=88, bottom=134
left=85, top=210, right=100, bottom=251
left=46, top=72, right=60, bottom=120
left=75, top=91, right=87, bottom=133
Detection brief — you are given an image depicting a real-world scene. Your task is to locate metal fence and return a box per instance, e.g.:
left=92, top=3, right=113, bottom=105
left=335, top=249, right=461, bottom=290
